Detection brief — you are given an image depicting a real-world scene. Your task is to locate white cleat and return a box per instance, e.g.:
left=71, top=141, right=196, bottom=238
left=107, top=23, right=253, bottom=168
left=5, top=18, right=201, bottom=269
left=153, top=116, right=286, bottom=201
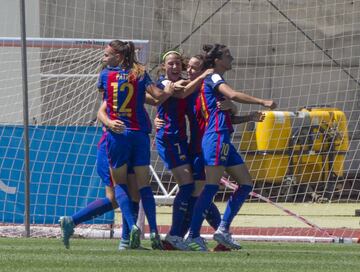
left=118, top=239, right=129, bottom=251
left=164, top=234, right=189, bottom=251
left=59, top=216, right=75, bottom=249
left=213, top=229, right=241, bottom=250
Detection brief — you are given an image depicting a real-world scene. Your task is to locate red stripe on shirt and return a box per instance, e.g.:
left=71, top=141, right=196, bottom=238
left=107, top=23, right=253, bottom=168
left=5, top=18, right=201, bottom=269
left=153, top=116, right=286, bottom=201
left=107, top=71, right=119, bottom=120
left=199, top=83, right=210, bottom=128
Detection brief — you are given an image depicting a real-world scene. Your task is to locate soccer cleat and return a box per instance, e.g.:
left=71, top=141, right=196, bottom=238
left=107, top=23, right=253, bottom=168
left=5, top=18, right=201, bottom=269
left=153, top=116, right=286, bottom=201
left=150, top=232, right=164, bottom=250
left=213, top=243, right=231, bottom=252
left=119, top=239, right=150, bottom=251
left=213, top=229, right=241, bottom=250
left=137, top=246, right=151, bottom=251
left=129, top=225, right=141, bottom=249
left=186, top=236, right=208, bottom=252
left=59, top=216, right=75, bottom=249
left=118, top=239, right=129, bottom=251
left=164, top=234, right=189, bottom=251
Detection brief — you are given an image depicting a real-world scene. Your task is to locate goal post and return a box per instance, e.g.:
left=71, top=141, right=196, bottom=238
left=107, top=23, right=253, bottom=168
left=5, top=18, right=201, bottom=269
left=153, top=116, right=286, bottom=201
left=0, top=37, right=152, bottom=236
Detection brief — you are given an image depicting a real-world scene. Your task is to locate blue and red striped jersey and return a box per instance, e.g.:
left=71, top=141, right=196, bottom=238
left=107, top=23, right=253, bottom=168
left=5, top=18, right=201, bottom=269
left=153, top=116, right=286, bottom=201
left=97, top=66, right=153, bottom=134
left=200, top=73, right=233, bottom=134
left=156, top=77, right=187, bottom=141
left=186, top=88, right=205, bottom=154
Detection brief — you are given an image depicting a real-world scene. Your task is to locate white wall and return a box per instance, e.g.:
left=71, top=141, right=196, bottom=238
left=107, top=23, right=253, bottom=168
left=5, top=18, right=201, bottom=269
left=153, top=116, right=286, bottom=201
left=0, top=0, right=41, bottom=124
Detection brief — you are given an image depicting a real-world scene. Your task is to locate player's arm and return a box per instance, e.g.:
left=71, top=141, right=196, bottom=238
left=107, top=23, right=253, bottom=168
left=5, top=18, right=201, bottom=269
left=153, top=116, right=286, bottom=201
left=231, top=111, right=265, bottom=124
left=217, top=98, right=266, bottom=124
left=217, top=98, right=238, bottom=115
left=173, top=69, right=214, bottom=99
left=145, top=93, right=160, bottom=106
left=97, top=100, right=125, bottom=134
left=146, top=82, right=175, bottom=104
left=217, top=83, right=277, bottom=109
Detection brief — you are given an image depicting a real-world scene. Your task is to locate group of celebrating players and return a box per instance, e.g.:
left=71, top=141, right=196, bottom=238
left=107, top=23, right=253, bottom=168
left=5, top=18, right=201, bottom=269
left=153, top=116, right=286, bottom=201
left=59, top=40, right=277, bottom=252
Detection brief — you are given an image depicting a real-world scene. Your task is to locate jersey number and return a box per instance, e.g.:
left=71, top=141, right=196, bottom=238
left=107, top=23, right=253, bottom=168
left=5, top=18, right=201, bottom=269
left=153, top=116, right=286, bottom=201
left=220, top=143, right=229, bottom=161
left=174, top=142, right=187, bottom=161
left=111, top=81, right=134, bottom=117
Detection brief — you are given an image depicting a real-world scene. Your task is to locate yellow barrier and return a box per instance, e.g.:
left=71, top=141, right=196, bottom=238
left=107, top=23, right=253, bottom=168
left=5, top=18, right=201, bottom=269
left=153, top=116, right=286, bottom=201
left=240, top=111, right=292, bottom=184
left=239, top=108, right=349, bottom=184
left=297, top=107, right=349, bottom=179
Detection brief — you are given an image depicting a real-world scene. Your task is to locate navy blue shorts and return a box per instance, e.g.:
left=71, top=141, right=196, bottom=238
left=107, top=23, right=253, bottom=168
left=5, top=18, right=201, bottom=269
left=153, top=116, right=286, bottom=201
left=106, top=130, right=150, bottom=169
left=97, top=134, right=136, bottom=187
left=202, top=131, right=244, bottom=167
left=156, top=136, right=189, bottom=169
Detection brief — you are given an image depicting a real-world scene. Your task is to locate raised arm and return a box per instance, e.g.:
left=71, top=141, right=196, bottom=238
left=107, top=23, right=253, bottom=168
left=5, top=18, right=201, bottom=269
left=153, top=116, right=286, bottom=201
left=145, top=93, right=160, bottom=106
left=218, top=83, right=277, bottom=109
left=173, top=69, right=214, bottom=99
left=146, top=82, right=175, bottom=104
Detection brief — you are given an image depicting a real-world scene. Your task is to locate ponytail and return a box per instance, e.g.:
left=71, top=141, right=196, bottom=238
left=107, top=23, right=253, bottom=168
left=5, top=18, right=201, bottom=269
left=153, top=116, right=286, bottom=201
left=202, top=43, right=227, bottom=69
left=108, top=40, right=145, bottom=80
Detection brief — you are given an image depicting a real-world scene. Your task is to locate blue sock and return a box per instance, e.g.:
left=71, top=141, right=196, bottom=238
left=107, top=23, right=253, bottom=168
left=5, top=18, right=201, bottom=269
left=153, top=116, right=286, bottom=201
left=180, top=196, right=197, bottom=237
left=139, top=186, right=158, bottom=233
left=71, top=197, right=113, bottom=225
left=121, top=213, right=129, bottom=241
left=132, top=201, right=139, bottom=223
left=121, top=201, right=140, bottom=241
left=205, top=202, right=221, bottom=230
left=115, top=184, right=135, bottom=229
left=188, top=184, right=219, bottom=238
left=219, top=184, right=252, bottom=232
left=169, top=183, right=194, bottom=236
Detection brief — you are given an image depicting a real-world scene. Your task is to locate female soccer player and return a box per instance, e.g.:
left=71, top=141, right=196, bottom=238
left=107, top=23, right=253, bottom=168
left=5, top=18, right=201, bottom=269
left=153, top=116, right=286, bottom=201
left=169, top=55, right=224, bottom=239
left=154, top=50, right=202, bottom=250
left=184, top=44, right=276, bottom=251
left=59, top=68, right=151, bottom=250
left=180, top=55, right=264, bottom=240
left=97, top=40, right=175, bottom=249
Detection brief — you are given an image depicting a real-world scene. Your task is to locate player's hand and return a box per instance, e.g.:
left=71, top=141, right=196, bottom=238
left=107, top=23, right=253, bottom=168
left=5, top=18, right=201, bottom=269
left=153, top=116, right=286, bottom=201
left=107, top=119, right=125, bottom=134
left=217, top=98, right=233, bottom=111
left=164, top=81, right=175, bottom=95
left=174, top=79, right=189, bottom=88
left=174, top=81, right=186, bottom=92
left=154, top=116, right=165, bottom=129
left=262, top=100, right=277, bottom=110
left=249, top=111, right=265, bottom=122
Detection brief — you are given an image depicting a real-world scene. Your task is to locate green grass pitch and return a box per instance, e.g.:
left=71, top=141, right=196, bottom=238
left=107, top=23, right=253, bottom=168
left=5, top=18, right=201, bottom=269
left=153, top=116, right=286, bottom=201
left=1, top=238, right=359, bottom=272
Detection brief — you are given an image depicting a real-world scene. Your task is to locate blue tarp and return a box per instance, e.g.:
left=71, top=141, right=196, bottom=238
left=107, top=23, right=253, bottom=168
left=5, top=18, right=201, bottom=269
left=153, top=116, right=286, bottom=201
left=0, top=126, right=114, bottom=224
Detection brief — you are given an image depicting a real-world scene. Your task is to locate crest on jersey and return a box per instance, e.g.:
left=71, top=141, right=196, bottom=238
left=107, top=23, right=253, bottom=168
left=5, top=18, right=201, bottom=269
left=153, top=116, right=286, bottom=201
left=161, top=79, right=171, bottom=86
left=211, top=74, right=222, bottom=83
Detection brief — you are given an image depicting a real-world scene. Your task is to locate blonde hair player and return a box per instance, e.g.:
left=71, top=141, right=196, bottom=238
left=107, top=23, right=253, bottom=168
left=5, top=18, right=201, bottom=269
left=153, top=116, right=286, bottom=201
left=97, top=40, right=175, bottom=250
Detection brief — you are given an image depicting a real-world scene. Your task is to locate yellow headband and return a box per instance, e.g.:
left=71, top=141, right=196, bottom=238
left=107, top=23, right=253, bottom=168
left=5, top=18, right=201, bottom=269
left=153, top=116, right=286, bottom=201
left=162, top=50, right=181, bottom=62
